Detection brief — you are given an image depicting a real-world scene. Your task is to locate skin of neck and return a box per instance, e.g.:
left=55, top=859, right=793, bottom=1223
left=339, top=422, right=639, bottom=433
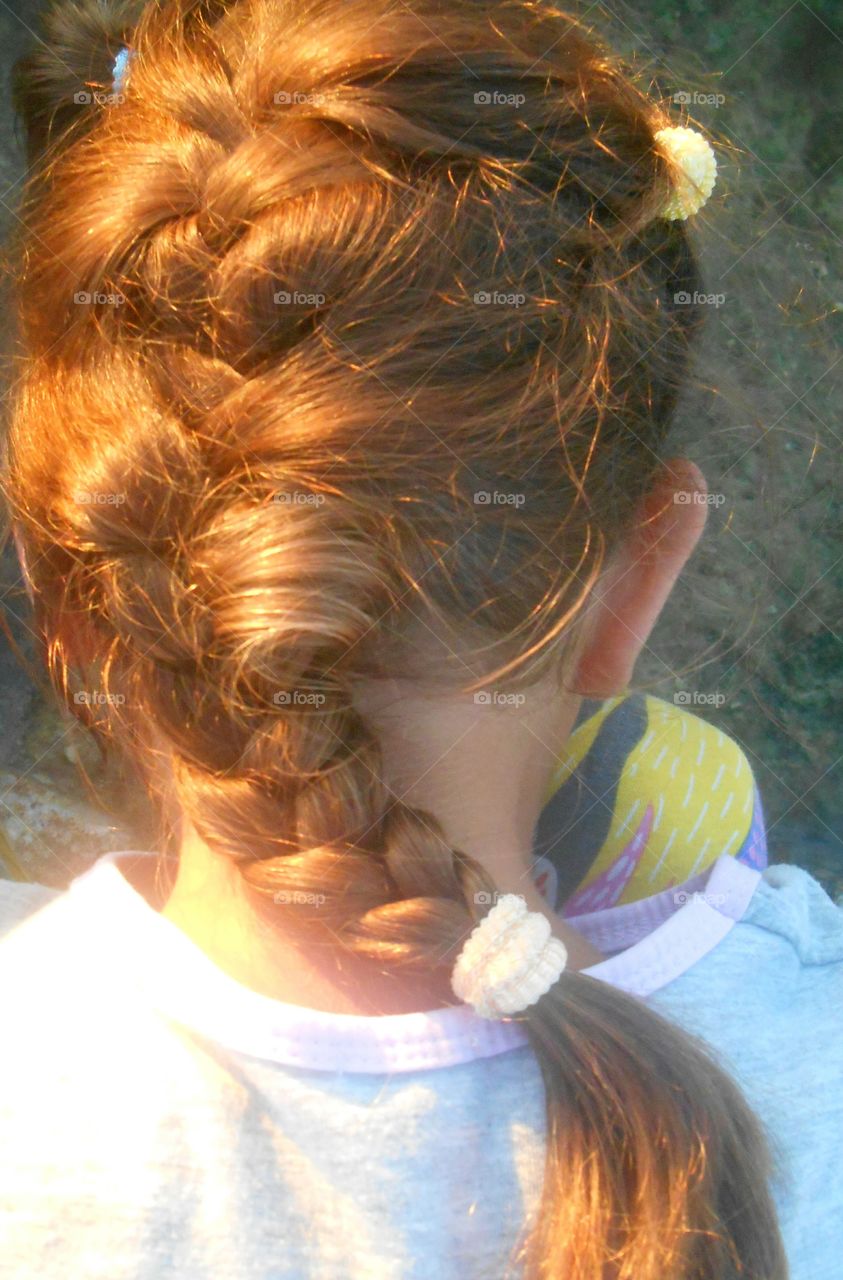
left=155, top=459, right=709, bottom=1015
left=159, top=675, right=604, bottom=1015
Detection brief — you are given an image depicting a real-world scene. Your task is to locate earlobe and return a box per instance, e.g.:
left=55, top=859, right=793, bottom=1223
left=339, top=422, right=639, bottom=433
left=571, top=459, right=709, bottom=698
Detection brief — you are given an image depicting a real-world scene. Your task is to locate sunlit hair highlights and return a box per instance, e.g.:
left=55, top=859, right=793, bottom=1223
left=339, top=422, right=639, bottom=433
left=6, top=1, right=787, bottom=1276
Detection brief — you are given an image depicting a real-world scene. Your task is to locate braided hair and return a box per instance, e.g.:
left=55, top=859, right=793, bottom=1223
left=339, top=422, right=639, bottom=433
left=6, top=3, right=787, bottom=1276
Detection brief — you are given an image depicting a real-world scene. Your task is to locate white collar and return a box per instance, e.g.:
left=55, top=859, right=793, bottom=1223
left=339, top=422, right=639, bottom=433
left=61, top=850, right=761, bottom=1073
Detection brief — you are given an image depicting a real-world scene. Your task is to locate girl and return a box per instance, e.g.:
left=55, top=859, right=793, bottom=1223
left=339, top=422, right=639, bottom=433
left=1, top=1, right=841, bottom=1277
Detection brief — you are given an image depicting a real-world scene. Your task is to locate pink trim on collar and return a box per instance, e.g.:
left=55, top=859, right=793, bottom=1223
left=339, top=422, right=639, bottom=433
left=65, top=851, right=761, bottom=1073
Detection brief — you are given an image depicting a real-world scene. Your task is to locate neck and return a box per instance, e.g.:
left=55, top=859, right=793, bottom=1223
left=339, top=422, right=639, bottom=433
left=159, top=677, right=605, bottom=1014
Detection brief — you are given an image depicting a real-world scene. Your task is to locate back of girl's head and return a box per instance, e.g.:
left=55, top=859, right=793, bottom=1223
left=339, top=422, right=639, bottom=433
left=5, top=2, right=787, bottom=1277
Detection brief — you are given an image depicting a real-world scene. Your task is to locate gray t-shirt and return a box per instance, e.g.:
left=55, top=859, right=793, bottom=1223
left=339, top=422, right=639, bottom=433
left=0, top=849, right=841, bottom=1278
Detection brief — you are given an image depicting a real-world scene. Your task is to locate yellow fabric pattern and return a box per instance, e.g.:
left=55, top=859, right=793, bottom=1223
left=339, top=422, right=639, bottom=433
left=540, top=695, right=762, bottom=912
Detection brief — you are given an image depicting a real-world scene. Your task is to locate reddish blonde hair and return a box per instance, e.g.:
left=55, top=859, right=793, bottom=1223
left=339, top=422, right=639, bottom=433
left=6, top=1, right=788, bottom=1276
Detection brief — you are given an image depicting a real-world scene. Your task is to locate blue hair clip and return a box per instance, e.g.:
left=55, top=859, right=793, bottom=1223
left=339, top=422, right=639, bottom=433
left=111, top=47, right=134, bottom=96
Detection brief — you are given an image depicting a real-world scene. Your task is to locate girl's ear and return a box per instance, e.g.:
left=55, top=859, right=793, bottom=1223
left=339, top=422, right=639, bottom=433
left=572, top=458, right=709, bottom=698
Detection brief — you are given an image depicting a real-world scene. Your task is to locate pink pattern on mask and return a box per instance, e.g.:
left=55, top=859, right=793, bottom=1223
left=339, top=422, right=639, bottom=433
left=561, top=802, right=655, bottom=917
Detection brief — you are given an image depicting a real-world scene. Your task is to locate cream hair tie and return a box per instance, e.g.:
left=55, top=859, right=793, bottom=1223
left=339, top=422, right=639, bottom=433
left=655, top=125, right=718, bottom=220
left=451, top=894, right=568, bottom=1019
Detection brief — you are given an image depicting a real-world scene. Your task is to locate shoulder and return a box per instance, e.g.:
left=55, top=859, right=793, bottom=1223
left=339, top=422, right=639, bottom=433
left=651, top=861, right=843, bottom=1070
left=745, top=861, right=843, bottom=966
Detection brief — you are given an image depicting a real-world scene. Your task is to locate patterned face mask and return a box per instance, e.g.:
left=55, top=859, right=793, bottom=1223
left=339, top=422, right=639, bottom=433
left=532, top=692, right=767, bottom=915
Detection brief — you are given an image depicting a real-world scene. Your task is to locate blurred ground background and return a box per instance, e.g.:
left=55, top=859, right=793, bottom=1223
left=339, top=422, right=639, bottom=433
left=0, top=0, right=839, bottom=894
left=607, top=0, right=842, bottom=894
